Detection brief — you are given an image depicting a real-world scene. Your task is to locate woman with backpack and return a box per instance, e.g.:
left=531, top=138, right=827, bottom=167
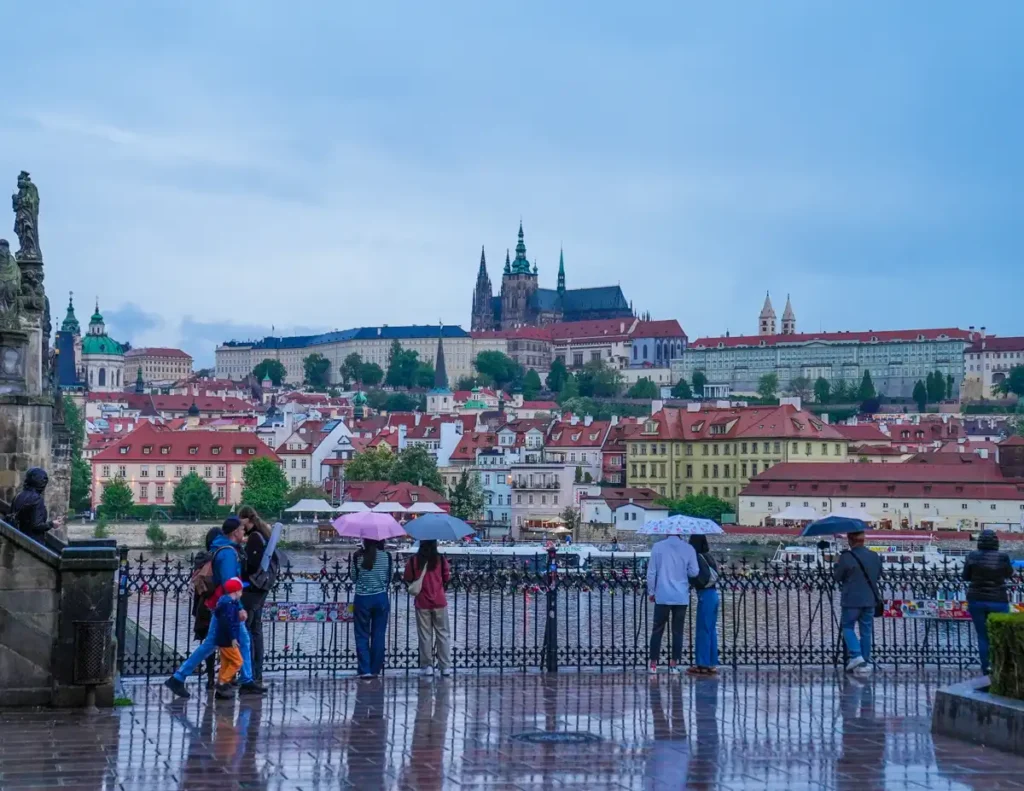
left=352, top=539, right=392, bottom=679
left=239, top=505, right=276, bottom=685
left=190, top=527, right=224, bottom=688
left=688, top=534, right=720, bottom=676
left=402, top=540, right=452, bottom=677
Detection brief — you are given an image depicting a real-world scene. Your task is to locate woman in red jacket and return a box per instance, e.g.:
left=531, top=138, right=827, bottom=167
left=403, top=540, right=452, bottom=677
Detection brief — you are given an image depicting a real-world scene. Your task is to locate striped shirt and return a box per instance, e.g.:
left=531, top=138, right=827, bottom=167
left=352, top=550, right=392, bottom=596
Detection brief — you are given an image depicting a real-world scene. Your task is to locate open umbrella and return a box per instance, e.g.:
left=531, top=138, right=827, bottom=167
left=332, top=512, right=407, bottom=541
left=403, top=512, right=475, bottom=541
left=638, top=515, right=724, bottom=536
left=800, top=515, right=869, bottom=537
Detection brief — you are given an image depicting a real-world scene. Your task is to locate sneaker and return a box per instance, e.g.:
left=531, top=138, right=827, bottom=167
left=164, top=676, right=190, bottom=699
left=215, top=683, right=236, bottom=700
left=854, top=663, right=873, bottom=676
left=421, top=666, right=434, bottom=677
left=668, top=664, right=683, bottom=675
left=359, top=673, right=374, bottom=680
left=648, top=662, right=659, bottom=675
left=440, top=668, right=452, bottom=678
left=239, top=681, right=268, bottom=695
left=845, top=657, right=866, bottom=673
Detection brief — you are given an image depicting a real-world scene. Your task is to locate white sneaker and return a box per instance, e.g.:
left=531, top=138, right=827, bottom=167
left=440, top=668, right=452, bottom=677
left=854, top=663, right=873, bottom=676
left=845, top=657, right=866, bottom=673
left=421, top=666, right=434, bottom=677
left=648, top=662, right=659, bottom=675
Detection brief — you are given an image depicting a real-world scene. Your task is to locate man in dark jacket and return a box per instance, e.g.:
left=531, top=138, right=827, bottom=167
left=834, top=531, right=883, bottom=675
left=9, top=468, right=58, bottom=541
left=963, top=529, right=1014, bottom=674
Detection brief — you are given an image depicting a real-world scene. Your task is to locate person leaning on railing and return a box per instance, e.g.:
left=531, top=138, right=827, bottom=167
left=962, top=529, right=1014, bottom=675
left=351, top=539, right=392, bottom=679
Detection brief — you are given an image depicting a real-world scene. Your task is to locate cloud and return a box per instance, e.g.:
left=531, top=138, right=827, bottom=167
left=103, top=302, right=163, bottom=338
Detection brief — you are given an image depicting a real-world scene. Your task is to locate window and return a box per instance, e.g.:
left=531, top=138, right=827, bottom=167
left=660, top=463, right=666, bottom=477
left=140, top=465, right=149, bottom=478
left=712, top=487, right=719, bottom=498
left=702, top=445, right=709, bottom=456
left=712, top=464, right=719, bottom=478
left=156, top=484, right=164, bottom=499
left=529, top=495, right=534, bottom=505
left=741, top=442, right=748, bottom=454
left=117, top=465, right=126, bottom=478
left=517, top=494, right=522, bottom=504
left=553, top=495, right=558, bottom=505
left=685, top=445, right=693, bottom=456
left=713, top=445, right=719, bottom=456
left=573, top=353, right=583, bottom=367
left=541, top=495, right=547, bottom=505
left=291, top=476, right=296, bottom=485
left=962, top=503, right=968, bottom=510
left=139, top=484, right=148, bottom=500
left=903, top=502, right=910, bottom=509
left=991, top=504, right=997, bottom=510
left=751, top=462, right=758, bottom=475
left=156, top=466, right=165, bottom=478
left=686, top=464, right=693, bottom=478
left=882, top=502, right=889, bottom=509
left=835, top=444, right=842, bottom=456
left=102, top=465, right=110, bottom=478
left=484, top=474, right=491, bottom=485
left=805, top=443, right=811, bottom=456
left=301, top=459, right=307, bottom=469
left=773, top=442, right=781, bottom=453
left=217, top=485, right=225, bottom=500
left=792, top=442, right=798, bottom=453
left=217, top=465, right=225, bottom=478
left=650, top=443, right=657, bottom=455
left=570, top=452, right=576, bottom=462
left=640, top=464, right=647, bottom=477
left=175, top=465, right=183, bottom=477
left=702, top=464, right=709, bottom=478
left=189, top=465, right=197, bottom=474
left=821, top=444, right=828, bottom=455
left=291, top=459, right=297, bottom=469
left=723, top=444, right=730, bottom=455
left=189, top=446, right=198, bottom=455
left=204, top=466, right=213, bottom=478
left=631, top=464, right=637, bottom=478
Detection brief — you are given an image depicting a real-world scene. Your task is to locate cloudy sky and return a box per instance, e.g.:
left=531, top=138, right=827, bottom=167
left=1, top=2, right=1021, bottom=365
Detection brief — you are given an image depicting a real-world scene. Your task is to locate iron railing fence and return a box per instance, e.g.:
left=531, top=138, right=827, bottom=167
left=115, top=548, right=999, bottom=678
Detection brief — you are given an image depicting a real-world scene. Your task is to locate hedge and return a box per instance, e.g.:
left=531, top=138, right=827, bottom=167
left=989, top=613, right=1024, bottom=699
left=94, top=504, right=236, bottom=521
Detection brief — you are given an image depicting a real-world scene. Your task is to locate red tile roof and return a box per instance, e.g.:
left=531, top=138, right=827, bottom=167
left=602, top=421, right=644, bottom=452
left=91, top=422, right=280, bottom=463
left=936, top=440, right=999, bottom=455
left=546, top=420, right=611, bottom=448
left=751, top=460, right=1006, bottom=484
left=691, top=328, right=972, bottom=350
left=581, top=486, right=661, bottom=510
left=549, top=318, right=637, bottom=342
left=849, top=443, right=905, bottom=456
left=967, top=336, right=1024, bottom=353
left=833, top=424, right=891, bottom=443
left=450, top=432, right=498, bottom=461
left=1001, top=435, right=1024, bottom=447
left=124, top=347, right=193, bottom=359
left=633, top=320, right=687, bottom=339
left=520, top=400, right=559, bottom=410
left=643, top=404, right=845, bottom=442
left=343, top=481, right=448, bottom=507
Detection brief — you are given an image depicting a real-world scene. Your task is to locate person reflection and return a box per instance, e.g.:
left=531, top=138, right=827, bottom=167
left=345, top=679, right=389, bottom=788
left=645, top=679, right=690, bottom=790
left=399, top=678, right=452, bottom=791
left=687, top=677, right=721, bottom=790
left=836, top=676, right=883, bottom=791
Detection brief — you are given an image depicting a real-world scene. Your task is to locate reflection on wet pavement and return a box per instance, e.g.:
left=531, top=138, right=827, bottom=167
left=0, top=669, right=1021, bottom=789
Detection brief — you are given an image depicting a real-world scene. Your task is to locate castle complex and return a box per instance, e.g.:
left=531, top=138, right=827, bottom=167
left=470, top=223, right=633, bottom=331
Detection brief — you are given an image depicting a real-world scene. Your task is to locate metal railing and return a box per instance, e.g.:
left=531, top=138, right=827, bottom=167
left=115, top=547, right=997, bottom=678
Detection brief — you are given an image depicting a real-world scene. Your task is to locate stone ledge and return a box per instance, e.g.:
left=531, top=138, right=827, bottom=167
left=932, top=675, right=1024, bottom=754
left=0, top=394, right=54, bottom=407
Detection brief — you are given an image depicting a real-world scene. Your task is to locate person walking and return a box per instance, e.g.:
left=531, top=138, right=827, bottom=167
left=352, top=539, right=392, bottom=679
left=834, top=530, right=883, bottom=676
left=403, top=540, right=452, bottom=677
left=212, top=577, right=246, bottom=699
left=688, top=535, right=720, bottom=676
left=646, top=535, right=699, bottom=674
left=165, top=517, right=267, bottom=698
left=963, top=529, right=1014, bottom=674
left=190, top=527, right=224, bottom=689
left=238, top=505, right=277, bottom=684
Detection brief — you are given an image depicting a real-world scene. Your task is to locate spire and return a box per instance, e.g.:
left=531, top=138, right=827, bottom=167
left=512, top=221, right=531, bottom=273
left=781, top=293, right=796, bottom=335
left=782, top=294, right=795, bottom=320
left=187, top=399, right=200, bottom=417
left=759, top=291, right=777, bottom=336
left=433, top=322, right=449, bottom=391
left=135, top=366, right=144, bottom=394
left=478, top=246, right=487, bottom=274
left=532, top=259, right=538, bottom=275
left=61, top=291, right=80, bottom=335
left=759, top=291, right=776, bottom=319
left=503, top=249, right=511, bottom=275
left=557, top=248, right=566, bottom=293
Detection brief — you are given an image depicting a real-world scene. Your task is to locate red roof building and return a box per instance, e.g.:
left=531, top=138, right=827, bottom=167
left=342, top=481, right=449, bottom=510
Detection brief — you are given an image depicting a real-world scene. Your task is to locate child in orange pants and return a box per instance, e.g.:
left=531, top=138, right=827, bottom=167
left=214, top=577, right=245, bottom=698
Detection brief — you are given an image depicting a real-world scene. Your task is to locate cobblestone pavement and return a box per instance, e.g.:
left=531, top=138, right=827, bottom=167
left=0, top=669, right=1021, bottom=790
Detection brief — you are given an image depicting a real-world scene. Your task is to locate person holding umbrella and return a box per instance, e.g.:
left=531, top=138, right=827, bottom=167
left=832, top=527, right=882, bottom=676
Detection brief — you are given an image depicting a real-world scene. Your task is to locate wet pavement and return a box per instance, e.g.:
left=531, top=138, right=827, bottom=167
left=0, top=669, right=1021, bottom=790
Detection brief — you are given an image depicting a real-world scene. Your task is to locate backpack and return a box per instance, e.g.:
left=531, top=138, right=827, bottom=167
left=189, top=545, right=234, bottom=597
left=247, top=533, right=282, bottom=592
left=690, top=552, right=720, bottom=591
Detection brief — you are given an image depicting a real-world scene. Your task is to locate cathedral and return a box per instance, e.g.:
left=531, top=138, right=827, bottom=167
left=470, top=223, right=633, bottom=331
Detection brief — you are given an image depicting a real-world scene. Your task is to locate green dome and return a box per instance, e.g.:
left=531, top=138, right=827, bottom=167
left=82, top=334, right=124, bottom=356
left=353, top=390, right=368, bottom=405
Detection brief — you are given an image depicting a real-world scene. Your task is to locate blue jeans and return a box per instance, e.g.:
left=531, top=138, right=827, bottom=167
left=695, top=588, right=720, bottom=668
left=173, top=612, right=254, bottom=684
left=969, top=600, right=1010, bottom=673
left=841, top=606, right=875, bottom=664
left=354, top=592, right=390, bottom=676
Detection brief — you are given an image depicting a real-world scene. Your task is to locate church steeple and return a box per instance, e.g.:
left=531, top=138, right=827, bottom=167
left=781, top=294, right=796, bottom=335
left=557, top=249, right=566, bottom=293
left=503, top=249, right=511, bottom=275
left=135, top=366, right=144, bottom=394
left=433, top=323, right=449, bottom=391
left=471, top=246, right=495, bottom=332
left=61, top=291, right=80, bottom=336
left=759, top=291, right=777, bottom=336
left=511, top=221, right=532, bottom=274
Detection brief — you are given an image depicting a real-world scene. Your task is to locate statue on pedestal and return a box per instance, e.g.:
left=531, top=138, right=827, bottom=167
left=12, top=170, right=40, bottom=261
left=0, top=239, right=20, bottom=330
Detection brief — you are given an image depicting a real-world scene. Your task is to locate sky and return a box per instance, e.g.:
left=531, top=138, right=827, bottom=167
left=1, top=2, right=1022, bottom=366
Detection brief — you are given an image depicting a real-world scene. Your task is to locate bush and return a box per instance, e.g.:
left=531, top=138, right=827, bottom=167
left=93, top=517, right=110, bottom=539
left=146, top=520, right=168, bottom=548
left=989, top=613, right=1024, bottom=699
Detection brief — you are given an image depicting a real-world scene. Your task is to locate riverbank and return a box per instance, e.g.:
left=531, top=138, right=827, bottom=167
left=68, top=521, right=321, bottom=549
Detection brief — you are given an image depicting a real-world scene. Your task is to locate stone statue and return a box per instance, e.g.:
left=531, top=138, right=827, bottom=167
left=12, top=171, right=40, bottom=260
left=0, top=239, right=20, bottom=329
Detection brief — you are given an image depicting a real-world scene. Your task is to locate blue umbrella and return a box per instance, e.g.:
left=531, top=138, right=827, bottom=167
left=404, top=513, right=475, bottom=541
left=801, top=515, right=870, bottom=537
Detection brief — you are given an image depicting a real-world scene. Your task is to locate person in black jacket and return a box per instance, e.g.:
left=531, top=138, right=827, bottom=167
left=10, top=468, right=60, bottom=541
left=238, top=505, right=273, bottom=683
left=963, top=529, right=1014, bottom=674
left=191, top=527, right=224, bottom=689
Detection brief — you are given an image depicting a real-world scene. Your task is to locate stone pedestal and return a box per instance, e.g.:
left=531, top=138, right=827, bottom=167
left=0, top=394, right=53, bottom=506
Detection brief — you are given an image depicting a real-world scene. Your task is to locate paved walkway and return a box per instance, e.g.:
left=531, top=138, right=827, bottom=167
left=0, top=669, right=1020, bottom=789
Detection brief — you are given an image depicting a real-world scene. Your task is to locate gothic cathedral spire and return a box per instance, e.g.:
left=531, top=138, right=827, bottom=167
left=470, top=246, right=495, bottom=332
left=557, top=248, right=566, bottom=293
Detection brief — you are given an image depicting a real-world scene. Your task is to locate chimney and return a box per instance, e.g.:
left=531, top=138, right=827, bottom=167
left=584, top=415, right=593, bottom=427
left=415, top=412, right=421, bottom=426
left=619, top=322, right=625, bottom=333
left=570, top=415, right=579, bottom=426
left=686, top=402, right=701, bottom=413
left=820, top=413, right=829, bottom=424
left=651, top=399, right=664, bottom=414
left=610, top=415, right=619, bottom=425
left=980, top=326, right=987, bottom=339
left=978, top=448, right=989, bottom=460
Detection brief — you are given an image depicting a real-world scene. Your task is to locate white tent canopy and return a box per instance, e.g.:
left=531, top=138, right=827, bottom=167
left=823, top=507, right=877, bottom=523
left=336, top=501, right=370, bottom=513
left=372, top=502, right=407, bottom=513
left=771, top=505, right=819, bottom=522
left=407, top=502, right=444, bottom=513
left=285, top=498, right=336, bottom=513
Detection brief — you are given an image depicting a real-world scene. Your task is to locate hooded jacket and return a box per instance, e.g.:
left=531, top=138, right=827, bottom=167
left=10, top=468, right=51, bottom=539
left=963, top=530, right=1014, bottom=603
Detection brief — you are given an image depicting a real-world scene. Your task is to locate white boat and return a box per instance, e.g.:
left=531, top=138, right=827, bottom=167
left=771, top=534, right=967, bottom=570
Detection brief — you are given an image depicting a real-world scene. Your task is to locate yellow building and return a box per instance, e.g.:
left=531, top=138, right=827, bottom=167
left=625, top=404, right=848, bottom=502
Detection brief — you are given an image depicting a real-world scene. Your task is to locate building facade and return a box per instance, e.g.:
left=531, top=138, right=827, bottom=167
left=124, top=347, right=193, bottom=384
left=81, top=302, right=126, bottom=393
left=962, top=330, right=1023, bottom=400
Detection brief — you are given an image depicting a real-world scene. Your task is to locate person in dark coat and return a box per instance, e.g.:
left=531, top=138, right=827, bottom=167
left=238, top=505, right=274, bottom=684
left=834, top=531, right=882, bottom=676
left=963, top=529, right=1014, bottom=674
left=192, top=527, right=224, bottom=689
left=10, top=468, right=59, bottom=541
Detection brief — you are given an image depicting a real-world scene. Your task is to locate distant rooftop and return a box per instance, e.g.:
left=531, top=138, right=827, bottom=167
left=220, top=324, right=470, bottom=349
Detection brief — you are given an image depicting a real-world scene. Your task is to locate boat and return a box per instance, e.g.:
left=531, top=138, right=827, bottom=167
left=396, top=542, right=650, bottom=573
left=771, top=534, right=967, bottom=570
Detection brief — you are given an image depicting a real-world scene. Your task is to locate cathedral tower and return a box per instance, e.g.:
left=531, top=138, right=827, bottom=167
left=470, top=246, right=494, bottom=331
left=759, top=292, right=776, bottom=336
left=500, top=221, right=539, bottom=329
left=781, top=294, right=796, bottom=335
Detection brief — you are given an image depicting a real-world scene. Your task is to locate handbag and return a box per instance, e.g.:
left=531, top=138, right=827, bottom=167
left=848, top=549, right=884, bottom=618
left=407, top=557, right=428, bottom=596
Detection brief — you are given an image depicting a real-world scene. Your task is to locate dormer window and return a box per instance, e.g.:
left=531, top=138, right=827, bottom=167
left=119, top=446, right=129, bottom=454
left=189, top=446, right=199, bottom=455
left=142, top=446, right=152, bottom=455
left=248, top=448, right=256, bottom=455
left=571, top=432, right=581, bottom=442
left=160, top=446, right=170, bottom=455
left=211, top=446, right=221, bottom=455
left=235, top=447, right=244, bottom=455
left=643, top=421, right=658, bottom=434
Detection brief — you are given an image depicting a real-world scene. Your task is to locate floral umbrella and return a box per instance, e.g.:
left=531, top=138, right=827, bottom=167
left=637, top=515, right=724, bottom=536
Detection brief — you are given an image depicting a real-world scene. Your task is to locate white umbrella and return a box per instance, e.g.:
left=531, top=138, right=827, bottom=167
left=285, top=498, right=336, bottom=513
left=638, top=515, right=724, bottom=536
left=372, top=501, right=407, bottom=513
left=407, top=502, right=444, bottom=514
left=336, top=501, right=370, bottom=513
left=771, top=505, right=819, bottom=522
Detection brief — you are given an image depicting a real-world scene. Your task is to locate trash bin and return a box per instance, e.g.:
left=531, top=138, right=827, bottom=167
left=73, top=620, right=113, bottom=686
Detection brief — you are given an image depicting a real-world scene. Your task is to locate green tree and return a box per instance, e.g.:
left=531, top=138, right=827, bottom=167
left=757, top=372, right=779, bottom=401
left=627, top=377, right=659, bottom=399
left=286, top=482, right=329, bottom=507
left=813, top=377, right=831, bottom=404
left=385, top=342, right=421, bottom=388
left=857, top=370, right=876, bottom=401
left=327, top=387, right=341, bottom=398
left=926, top=370, right=945, bottom=403
left=303, top=353, right=331, bottom=389
left=522, top=368, right=542, bottom=400
left=655, top=493, right=731, bottom=522
left=692, top=370, right=707, bottom=398
left=384, top=392, right=419, bottom=411
left=340, top=352, right=363, bottom=386
left=195, top=367, right=214, bottom=379
left=365, top=389, right=388, bottom=410
left=415, top=362, right=435, bottom=388
left=946, top=373, right=954, bottom=400
left=360, top=362, right=384, bottom=387
left=545, top=358, right=569, bottom=393
left=455, top=375, right=480, bottom=390
left=912, top=380, right=928, bottom=412
left=474, top=351, right=521, bottom=390
left=671, top=378, right=693, bottom=399
left=788, top=376, right=812, bottom=400
left=64, top=399, right=92, bottom=511
left=575, top=359, right=622, bottom=397
left=172, top=472, right=219, bottom=519
left=100, top=477, right=134, bottom=519
left=253, top=358, right=286, bottom=386
left=241, top=457, right=289, bottom=516
left=345, top=446, right=396, bottom=482
left=558, top=373, right=580, bottom=402
left=448, top=469, right=484, bottom=520
left=831, top=378, right=851, bottom=402
left=560, top=506, right=582, bottom=533
left=146, top=517, right=167, bottom=548
left=389, top=445, right=445, bottom=494
left=993, top=366, right=1024, bottom=398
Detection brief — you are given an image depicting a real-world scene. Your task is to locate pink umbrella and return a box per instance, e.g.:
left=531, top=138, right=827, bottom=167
left=332, top=511, right=407, bottom=541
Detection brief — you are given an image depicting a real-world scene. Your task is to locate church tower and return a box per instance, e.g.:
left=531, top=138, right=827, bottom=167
left=426, top=324, right=454, bottom=415
left=470, top=246, right=494, bottom=331
left=500, top=221, right=539, bottom=329
left=781, top=294, right=796, bottom=335
left=759, top=292, right=777, bottom=336
left=557, top=248, right=566, bottom=294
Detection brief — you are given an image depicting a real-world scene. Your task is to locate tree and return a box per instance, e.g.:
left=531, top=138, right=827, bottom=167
left=522, top=369, right=542, bottom=400
left=456, top=375, right=480, bottom=390
left=912, top=380, right=928, bottom=412
left=692, top=370, right=707, bottom=398
left=303, top=353, right=331, bottom=389
left=241, top=457, right=289, bottom=516
left=385, top=342, right=421, bottom=388
left=558, top=373, right=580, bottom=402
left=788, top=376, right=812, bottom=401
left=448, top=470, right=484, bottom=521
left=100, top=477, right=134, bottom=519
left=64, top=399, right=91, bottom=511
left=560, top=506, right=582, bottom=533
left=655, top=493, right=731, bottom=523
left=946, top=373, right=954, bottom=400
left=926, top=370, right=945, bottom=403
left=253, top=358, right=286, bottom=386
left=857, top=370, right=876, bottom=401
left=671, top=378, right=693, bottom=399
left=993, top=365, right=1024, bottom=398
left=546, top=358, right=569, bottom=393
left=340, top=353, right=363, bottom=386
left=627, top=377, right=659, bottom=399
left=328, top=387, right=341, bottom=398
left=173, top=472, right=219, bottom=519
left=195, top=367, right=214, bottom=379
left=365, top=389, right=388, bottom=410
left=831, top=378, right=851, bottom=403
left=389, top=445, right=445, bottom=494
left=345, top=446, right=395, bottom=482
left=813, top=377, right=831, bottom=405
left=415, top=362, right=435, bottom=389
left=287, top=482, right=329, bottom=507
left=859, top=396, right=881, bottom=415
left=384, top=392, right=419, bottom=412
left=359, top=362, right=384, bottom=387
left=757, top=372, right=779, bottom=401
left=575, top=359, right=622, bottom=398
left=474, top=351, right=521, bottom=390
